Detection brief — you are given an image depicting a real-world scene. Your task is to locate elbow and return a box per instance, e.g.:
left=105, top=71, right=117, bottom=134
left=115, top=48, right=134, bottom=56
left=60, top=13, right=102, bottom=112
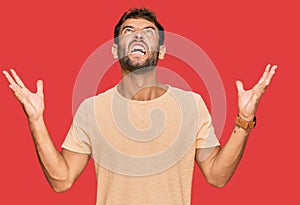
left=48, top=173, right=72, bottom=193
left=52, top=184, right=72, bottom=193
left=209, top=181, right=227, bottom=189
left=206, top=176, right=228, bottom=188
left=49, top=171, right=69, bottom=182
left=51, top=181, right=73, bottom=193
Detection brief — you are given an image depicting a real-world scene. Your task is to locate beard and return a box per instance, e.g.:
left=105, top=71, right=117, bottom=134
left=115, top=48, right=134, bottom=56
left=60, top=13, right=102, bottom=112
left=118, top=46, right=159, bottom=74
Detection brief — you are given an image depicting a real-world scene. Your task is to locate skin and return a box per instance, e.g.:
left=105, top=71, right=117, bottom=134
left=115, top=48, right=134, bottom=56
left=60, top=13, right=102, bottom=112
left=2, top=18, right=277, bottom=192
left=112, top=18, right=168, bottom=100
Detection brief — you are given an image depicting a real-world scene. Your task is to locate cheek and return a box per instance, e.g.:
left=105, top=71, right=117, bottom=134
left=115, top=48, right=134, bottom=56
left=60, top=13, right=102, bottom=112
left=118, top=35, right=131, bottom=47
left=118, top=42, right=129, bottom=53
left=146, top=38, right=160, bottom=52
left=148, top=44, right=160, bottom=53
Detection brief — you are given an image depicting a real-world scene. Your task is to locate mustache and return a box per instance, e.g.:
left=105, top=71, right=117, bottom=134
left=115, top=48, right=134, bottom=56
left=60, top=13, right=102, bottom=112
left=117, top=41, right=159, bottom=59
left=128, top=40, right=149, bottom=51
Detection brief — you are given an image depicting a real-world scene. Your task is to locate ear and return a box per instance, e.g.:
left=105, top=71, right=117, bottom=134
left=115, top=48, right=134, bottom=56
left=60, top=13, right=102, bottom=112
left=112, top=44, right=118, bottom=59
left=158, top=45, right=166, bottom=59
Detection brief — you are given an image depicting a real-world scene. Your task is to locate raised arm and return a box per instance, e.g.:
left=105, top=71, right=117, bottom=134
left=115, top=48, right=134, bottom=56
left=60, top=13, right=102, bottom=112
left=196, top=64, right=278, bottom=188
left=3, top=69, right=90, bottom=192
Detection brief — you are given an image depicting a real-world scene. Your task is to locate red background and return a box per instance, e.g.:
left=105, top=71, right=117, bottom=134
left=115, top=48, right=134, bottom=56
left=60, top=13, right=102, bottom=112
left=0, top=0, right=299, bottom=204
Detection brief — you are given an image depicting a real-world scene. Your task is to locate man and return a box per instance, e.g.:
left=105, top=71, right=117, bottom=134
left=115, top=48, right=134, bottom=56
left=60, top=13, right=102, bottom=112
left=3, top=8, right=277, bottom=205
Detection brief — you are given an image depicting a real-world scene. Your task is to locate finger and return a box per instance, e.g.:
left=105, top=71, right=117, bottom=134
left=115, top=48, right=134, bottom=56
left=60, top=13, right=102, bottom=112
left=265, top=63, right=271, bottom=72
left=264, top=65, right=278, bottom=86
left=235, top=80, right=244, bottom=93
left=36, top=80, right=43, bottom=95
left=10, top=69, right=25, bottom=88
left=9, top=83, right=26, bottom=102
left=3, top=70, right=26, bottom=99
left=2, top=70, right=17, bottom=85
left=257, top=64, right=271, bottom=85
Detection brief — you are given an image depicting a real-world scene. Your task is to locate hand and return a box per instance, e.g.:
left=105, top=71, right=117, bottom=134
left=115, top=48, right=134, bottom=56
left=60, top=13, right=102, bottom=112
left=235, top=64, right=278, bottom=121
left=3, top=69, right=44, bottom=121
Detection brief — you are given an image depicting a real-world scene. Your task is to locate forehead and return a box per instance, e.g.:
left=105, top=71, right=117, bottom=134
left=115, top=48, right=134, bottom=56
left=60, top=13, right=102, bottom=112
left=120, top=18, right=158, bottom=30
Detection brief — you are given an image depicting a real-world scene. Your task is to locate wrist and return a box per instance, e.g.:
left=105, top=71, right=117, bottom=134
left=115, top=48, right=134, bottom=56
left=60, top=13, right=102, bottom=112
left=238, top=112, right=255, bottom=121
left=235, top=115, right=256, bottom=130
left=28, top=115, right=44, bottom=125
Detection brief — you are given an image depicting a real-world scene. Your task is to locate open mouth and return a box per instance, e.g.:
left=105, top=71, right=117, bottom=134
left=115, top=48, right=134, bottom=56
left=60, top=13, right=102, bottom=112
left=129, top=42, right=147, bottom=55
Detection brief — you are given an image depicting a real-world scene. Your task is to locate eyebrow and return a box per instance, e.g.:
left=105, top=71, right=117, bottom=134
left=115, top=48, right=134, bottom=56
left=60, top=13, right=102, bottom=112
left=121, top=26, right=134, bottom=33
left=143, top=26, right=156, bottom=30
left=121, top=25, right=157, bottom=33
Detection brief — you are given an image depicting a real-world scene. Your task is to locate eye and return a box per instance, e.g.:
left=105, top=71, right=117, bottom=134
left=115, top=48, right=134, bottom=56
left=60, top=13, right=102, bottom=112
left=143, top=28, right=155, bottom=36
left=123, top=28, right=134, bottom=35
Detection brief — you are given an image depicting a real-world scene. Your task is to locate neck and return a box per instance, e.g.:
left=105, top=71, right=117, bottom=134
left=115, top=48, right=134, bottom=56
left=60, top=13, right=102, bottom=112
left=117, top=68, right=168, bottom=101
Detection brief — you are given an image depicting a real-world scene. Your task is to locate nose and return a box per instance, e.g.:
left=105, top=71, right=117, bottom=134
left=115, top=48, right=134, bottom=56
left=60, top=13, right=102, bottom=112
left=133, top=30, right=143, bottom=40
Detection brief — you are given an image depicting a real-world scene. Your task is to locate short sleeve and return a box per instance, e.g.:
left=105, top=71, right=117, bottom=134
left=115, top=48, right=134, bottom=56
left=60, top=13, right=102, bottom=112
left=62, top=99, right=92, bottom=154
left=195, top=95, right=220, bottom=149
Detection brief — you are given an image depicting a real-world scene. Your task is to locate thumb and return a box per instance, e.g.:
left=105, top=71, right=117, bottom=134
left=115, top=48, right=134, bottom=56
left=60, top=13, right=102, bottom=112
left=235, top=80, right=244, bottom=93
left=36, top=80, right=44, bottom=95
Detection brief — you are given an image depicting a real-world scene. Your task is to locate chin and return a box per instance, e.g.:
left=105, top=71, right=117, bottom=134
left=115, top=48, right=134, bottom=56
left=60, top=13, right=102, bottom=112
left=119, top=54, right=158, bottom=73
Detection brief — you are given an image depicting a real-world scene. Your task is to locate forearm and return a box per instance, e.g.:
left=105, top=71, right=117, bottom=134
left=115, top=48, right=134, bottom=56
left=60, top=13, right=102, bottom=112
left=210, top=126, right=250, bottom=187
left=29, top=117, right=69, bottom=183
left=198, top=64, right=277, bottom=188
left=3, top=70, right=85, bottom=192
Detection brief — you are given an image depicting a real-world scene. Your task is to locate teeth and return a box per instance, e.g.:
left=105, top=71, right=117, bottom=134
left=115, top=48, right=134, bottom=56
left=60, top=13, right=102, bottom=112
left=131, top=50, right=145, bottom=55
left=132, top=45, right=145, bottom=51
left=130, top=44, right=146, bottom=55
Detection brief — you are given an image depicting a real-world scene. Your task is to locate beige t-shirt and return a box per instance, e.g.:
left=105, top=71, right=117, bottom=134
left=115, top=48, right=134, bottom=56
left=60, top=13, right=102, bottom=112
left=62, top=85, right=220, bottom=205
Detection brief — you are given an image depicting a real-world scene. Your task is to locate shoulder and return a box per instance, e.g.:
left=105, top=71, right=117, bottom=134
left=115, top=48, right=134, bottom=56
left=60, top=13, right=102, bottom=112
left=169, top=85, right=203, bottom=101
left=76, top=86, right=116, bottom=111
left=168, top=85, right=209, bottom=111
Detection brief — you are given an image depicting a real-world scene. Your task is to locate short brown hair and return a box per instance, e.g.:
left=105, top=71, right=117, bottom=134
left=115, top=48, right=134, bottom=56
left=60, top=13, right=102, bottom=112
left=114, top=8, right=165, bottom=45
